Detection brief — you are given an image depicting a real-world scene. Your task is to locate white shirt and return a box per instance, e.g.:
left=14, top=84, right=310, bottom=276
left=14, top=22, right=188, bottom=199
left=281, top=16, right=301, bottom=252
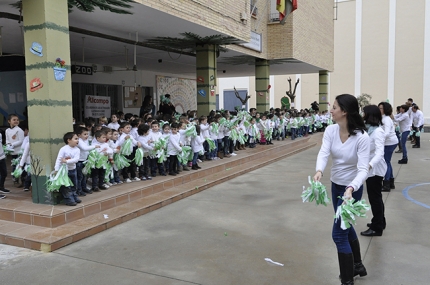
left=6, top=126, right=25, bottom=155
left=367, top=127, right=387, bottom=178
left=55, top=145, right=80, bottom=171
left=78, top=138, right=95, bottom=161
left=167, top=133, right=182, bottom=155
left=381, top=115, right=398, bottom=146
left=191, top=134, right=205, bottom=153
left=107, top=122, right=120, bottom=130
left=394, top=112, right=412, bottom=133
left=316, top=124, right=370, bottom=191
left=412, top=110, right=424, bottom=127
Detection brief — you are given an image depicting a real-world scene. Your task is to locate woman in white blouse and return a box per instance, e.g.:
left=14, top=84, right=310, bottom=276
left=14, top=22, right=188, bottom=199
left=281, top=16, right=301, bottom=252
left=377, top=102, right=399, bottom=191
left=361, top=105, right=387, bottom=237
left=393, top=104, right=412, bottom=164
left=314, top=94, right=369, bottom=285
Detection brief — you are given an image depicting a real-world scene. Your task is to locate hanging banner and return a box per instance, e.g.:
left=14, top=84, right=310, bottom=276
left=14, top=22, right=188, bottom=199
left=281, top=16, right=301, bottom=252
left=84, top=95, right=111, bottom=118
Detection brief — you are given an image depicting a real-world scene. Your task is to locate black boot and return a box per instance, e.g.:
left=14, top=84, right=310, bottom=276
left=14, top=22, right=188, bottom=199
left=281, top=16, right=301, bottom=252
left=350, top=239, right=367, bottom=278
left=338, top=253, right=354, bottom=285
left=381, top=180, right=391, bottom=192
left=389, top=178, right=395, bottom=189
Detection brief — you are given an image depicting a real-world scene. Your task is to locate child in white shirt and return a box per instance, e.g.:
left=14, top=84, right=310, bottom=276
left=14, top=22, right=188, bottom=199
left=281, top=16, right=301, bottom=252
left=191, top=125, right=204, bottom=170
left=167, top=123, right=182, bottom=176
left=54, top=132, right=81, bottom=206
left=137, top=124, right=152, bottom=180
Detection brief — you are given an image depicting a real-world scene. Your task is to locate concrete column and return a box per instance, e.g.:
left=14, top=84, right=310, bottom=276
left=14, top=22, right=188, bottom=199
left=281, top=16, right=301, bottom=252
left=23, top=0, right=73, bottom=204
left=255, top=59, right=270, bottom=112
left=319, top=71, right=329, bottom=111
left=196, top=44, right=217, bottom=115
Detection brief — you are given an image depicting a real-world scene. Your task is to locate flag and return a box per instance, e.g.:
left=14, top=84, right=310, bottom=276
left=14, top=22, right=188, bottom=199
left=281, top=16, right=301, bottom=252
left=278, top=0, right=298, bottom=24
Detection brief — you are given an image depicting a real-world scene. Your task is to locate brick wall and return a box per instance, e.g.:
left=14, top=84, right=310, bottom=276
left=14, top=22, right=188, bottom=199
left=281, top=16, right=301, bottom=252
left=135, top=0, right=251, bottom=42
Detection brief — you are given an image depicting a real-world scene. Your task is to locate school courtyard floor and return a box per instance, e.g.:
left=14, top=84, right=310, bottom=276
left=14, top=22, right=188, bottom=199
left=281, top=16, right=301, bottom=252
left=0, top=133, right=429, bottom=285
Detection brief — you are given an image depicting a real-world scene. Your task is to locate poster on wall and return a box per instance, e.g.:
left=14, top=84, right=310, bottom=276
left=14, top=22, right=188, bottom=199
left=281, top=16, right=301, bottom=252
left=84, top=95, right=111, bottom=118
left=156, top=76, right=197, bottom=114
left=0, top=71, right=27, bottom=126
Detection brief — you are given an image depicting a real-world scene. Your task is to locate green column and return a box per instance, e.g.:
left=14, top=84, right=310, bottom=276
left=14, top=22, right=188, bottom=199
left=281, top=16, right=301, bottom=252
left=23, top=0, right=73, bottom=204
left=319, top=71, right=329, bottom=112
left=255, top=59, right=270, bottom=112
left=196, top=44, right=217, bottom=115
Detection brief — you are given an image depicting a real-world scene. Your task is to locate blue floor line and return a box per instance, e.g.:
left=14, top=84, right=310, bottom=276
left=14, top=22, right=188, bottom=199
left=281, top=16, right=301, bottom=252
left=402, top=183, right=430, bottom=209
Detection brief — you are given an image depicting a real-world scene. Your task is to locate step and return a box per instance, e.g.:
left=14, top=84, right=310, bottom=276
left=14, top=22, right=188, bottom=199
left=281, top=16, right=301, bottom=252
left=0, top=136, right=319, bottom=251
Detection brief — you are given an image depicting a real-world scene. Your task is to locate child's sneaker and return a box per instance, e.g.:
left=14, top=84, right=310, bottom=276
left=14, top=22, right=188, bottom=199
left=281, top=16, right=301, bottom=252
left=231, top=152, right=237, bottom=156
left=24, top=188, right=30, bottom=192
left=146, top=176, right=152, bottom=180
left=92, top=187, right=100, bottom=192
left=0, top=188, right=10, bottom=194
left=197, top=159, right=202, bottom=163
left=102, top=183, right=110, bottom=189
left=0, top=194, right=6, bottom=199
left=106, top=182, right=112, bottom=186
left=125, top=178, right=132, bottom=183
left=140, top=176, right=147, bottom=181
left=99, top=185, right=108, bottom=190
left=111, top=182, right=117, bottom=186
left=116, top=181, right=123, bottom=185
left=132, top=177, right=141, bottom=182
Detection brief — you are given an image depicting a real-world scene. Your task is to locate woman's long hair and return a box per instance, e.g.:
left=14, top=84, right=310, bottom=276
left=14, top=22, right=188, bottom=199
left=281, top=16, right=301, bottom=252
left=378, top=101, right=393, bottom=116
left=336, top=94, right=367, bottom=136
left=363, top=105, right=382, bottom=127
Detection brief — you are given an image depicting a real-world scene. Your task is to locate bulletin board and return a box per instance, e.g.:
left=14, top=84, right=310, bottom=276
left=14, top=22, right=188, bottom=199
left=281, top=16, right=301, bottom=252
left=156, top=75, right=197, bottom=114
left=123, top=86, right=143, bottom=108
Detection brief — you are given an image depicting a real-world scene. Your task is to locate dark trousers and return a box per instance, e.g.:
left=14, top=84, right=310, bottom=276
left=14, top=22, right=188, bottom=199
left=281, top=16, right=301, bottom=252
left=76, top=161, right=86, bottom=193
left=91, top=167, right=106, bottom=188
left=122, top=150, right=137, bottom=179
left=383, top=144, right=397, bottom=180
left=150, top=158, right=165, bottom=176
left=169, top=155, right=178, bottom=173
left=223, top=136, right=230, bottom=155
left=366, top=175, right=385, bottom=232
left=413, top=125, right=423, bottom=147
left=60, top=169, right=78, bottom=204
left=0, top=158, right=7, bottom=189
left=331, top=182, right=363, bottom=253
left=138, top=157, right=150, bottom=178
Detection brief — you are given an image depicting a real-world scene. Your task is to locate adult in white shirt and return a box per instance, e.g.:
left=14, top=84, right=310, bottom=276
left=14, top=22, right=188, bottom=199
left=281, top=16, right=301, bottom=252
left=314, top=94, right=369, bottom=284
left=361, top=105, right=387, bottom=237
left=411, top=105, right=424, bottom=148
left=393, top=104, right=412, bottom=164
left=378, top=102, right=399, bottom=191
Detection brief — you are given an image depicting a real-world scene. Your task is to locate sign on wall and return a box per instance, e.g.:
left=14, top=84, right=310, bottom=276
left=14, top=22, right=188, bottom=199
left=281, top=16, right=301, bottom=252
left=240, top=31, right=262, bottom=52
left=156, top=76, right=197, bottom=114
left=84, top=95, right=111, bottom=118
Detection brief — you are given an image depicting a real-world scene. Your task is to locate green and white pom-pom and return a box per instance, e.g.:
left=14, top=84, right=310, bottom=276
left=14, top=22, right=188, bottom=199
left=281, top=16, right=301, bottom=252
left=114, top=153, right=130, bottom=169
left=96, top=154, right=109, bottom=169
left=230, top=128, right=239, bottom=144
left=134, top=148, right=144, bottom=166
left=416, top=131, right=421, bottom=137
left=409, top=130, right=414, bottom=136
left=25, top=164, right=31, bottom=174
left=3, top=145, right=14, bottom=156
left=395, top=125, right=400, bottom=132
left=120, top=138, right=133, bottom=156
left=11, top=155, right=22, bottom=166
left=46, top=164, right=73, bottom=192
left=185, top=124, right=197, bottom=138
left=238, top=130, right=246, bottom=145
left=174, top=113, right=181, bottom=121
left=211, top=123, right=219, bottom=135
left=156, top=149, right=167, bottom=163
left=12, top=167, right=23, bottom=179
left=83, top=150, right=103, bottom=175
left=218, top=117, right=227, bottom=127
left=206, top=138, right=216, bottom=151
left=264, top=128, right=273, bottom=140
left=178, top=146, right=192, bottom=165
left=104, top=163, right=114, bottom=181
left=334, top=197, right=370, bottom=230
left=301, top=176, right=331, bottom=206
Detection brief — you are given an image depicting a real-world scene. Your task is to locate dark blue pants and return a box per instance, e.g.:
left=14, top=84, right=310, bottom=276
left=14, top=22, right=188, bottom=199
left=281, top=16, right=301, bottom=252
left=331, top=182, right=363, bottom=254
left=383, top=144, right=397, bottom=180
left=60, top=169, right=78, bottom=204
left=0, top=158, right=7, bottom=189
